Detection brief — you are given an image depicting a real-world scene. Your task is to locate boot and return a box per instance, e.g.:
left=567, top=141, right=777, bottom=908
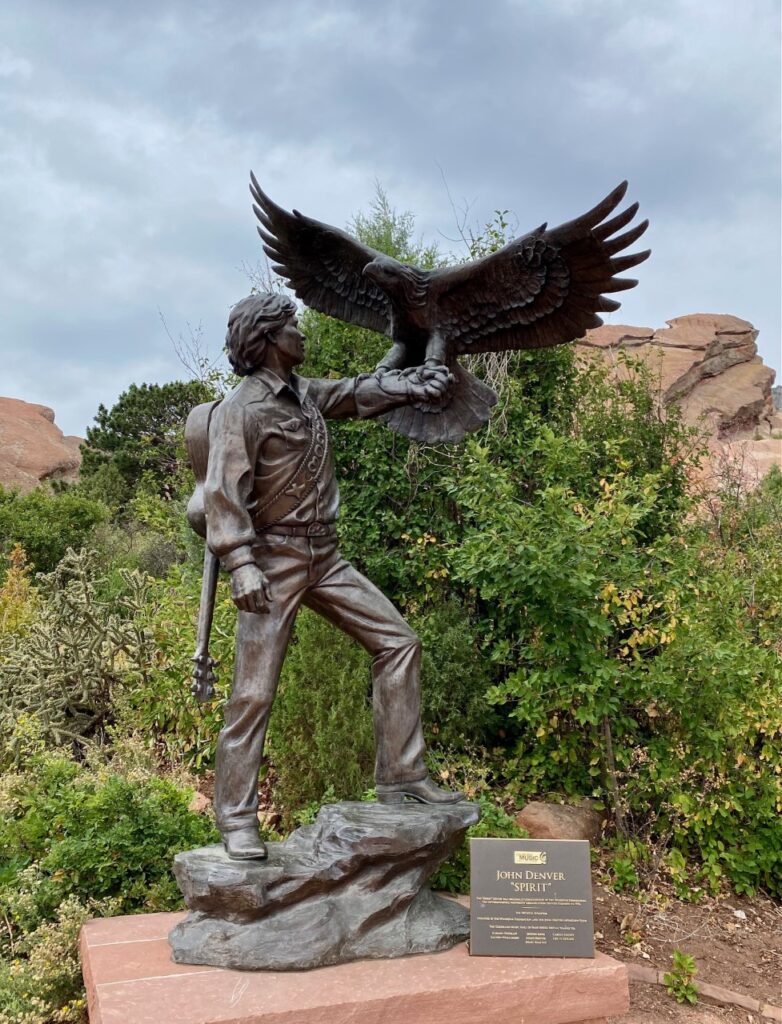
left=376, top=776, right=466, bottom=805
left=222, top=825, right=268, bottom=860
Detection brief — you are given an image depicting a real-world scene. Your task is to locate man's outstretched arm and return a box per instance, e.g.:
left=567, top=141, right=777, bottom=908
left=309, top=366, right=454, bottom=420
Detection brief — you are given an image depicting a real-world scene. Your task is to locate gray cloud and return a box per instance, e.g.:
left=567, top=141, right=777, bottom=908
left=1, top=0, right=779, bottom=435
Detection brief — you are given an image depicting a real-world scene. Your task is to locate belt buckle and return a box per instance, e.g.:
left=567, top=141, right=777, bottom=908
left=307, top=523, right=326, bottom=537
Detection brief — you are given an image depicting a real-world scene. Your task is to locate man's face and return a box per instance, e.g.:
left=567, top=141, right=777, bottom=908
left=271, top=314, right=306, bottom=367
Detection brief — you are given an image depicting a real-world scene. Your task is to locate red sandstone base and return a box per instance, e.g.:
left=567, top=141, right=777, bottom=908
left=81, top=911, right=629, bottom=1024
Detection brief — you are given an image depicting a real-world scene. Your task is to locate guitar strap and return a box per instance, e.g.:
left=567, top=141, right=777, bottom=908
left=250, top=396, right=331, bottom=529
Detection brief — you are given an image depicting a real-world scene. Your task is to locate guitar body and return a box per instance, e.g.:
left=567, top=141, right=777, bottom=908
left=185, top=400, right=221, bottom=539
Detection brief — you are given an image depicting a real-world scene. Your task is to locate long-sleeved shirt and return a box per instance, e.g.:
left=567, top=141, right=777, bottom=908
left=204, top=366, right=402, bottom=570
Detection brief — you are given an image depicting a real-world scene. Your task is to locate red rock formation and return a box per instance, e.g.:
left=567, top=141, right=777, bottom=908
left=0, top=397, right=82, bottom=493
left=578, top=314, right=781, bottom=489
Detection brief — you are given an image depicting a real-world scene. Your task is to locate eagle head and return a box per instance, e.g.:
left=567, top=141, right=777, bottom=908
left=363, top=256, right=428, bottom=308
left=362, top=256, right=399, bottom=288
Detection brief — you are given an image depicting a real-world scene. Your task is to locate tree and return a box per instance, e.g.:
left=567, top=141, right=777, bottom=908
left=79, top=380, right=214, bottom=507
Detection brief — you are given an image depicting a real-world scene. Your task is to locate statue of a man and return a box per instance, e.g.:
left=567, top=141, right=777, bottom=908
left=203, top=292, right=464, bottom=860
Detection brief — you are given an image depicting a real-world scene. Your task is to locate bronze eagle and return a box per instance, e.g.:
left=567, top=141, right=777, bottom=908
left=250, top=172, right=650, bottom=444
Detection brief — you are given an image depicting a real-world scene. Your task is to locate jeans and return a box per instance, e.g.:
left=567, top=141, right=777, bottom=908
left=213, top=533, right=428, bottom=833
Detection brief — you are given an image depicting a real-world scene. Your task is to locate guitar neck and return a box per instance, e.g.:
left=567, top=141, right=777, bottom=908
left=195, top=544, right=220, bottom=655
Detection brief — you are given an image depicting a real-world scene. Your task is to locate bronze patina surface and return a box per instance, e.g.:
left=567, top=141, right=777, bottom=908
left=186, top=293, right=464, bottom=862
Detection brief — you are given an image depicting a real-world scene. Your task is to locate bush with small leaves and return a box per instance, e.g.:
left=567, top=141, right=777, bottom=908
left=429, top=796, right=527, bottom=895
left=0, top=894, right=96, bottom=1024
left=0, top=749, right=216, bottom=1024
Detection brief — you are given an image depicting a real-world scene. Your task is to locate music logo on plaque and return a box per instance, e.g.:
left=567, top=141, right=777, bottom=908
left=469, top=838, right=594, bottom=957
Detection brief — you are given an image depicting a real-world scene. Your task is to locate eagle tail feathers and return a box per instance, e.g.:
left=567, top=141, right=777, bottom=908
left=380, top=364, right=497, bottom=445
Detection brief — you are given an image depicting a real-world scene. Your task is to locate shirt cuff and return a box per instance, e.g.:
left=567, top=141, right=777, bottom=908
left=354, top=371, right=405, bottom=418
left=220, top=545, right=256, bottom=572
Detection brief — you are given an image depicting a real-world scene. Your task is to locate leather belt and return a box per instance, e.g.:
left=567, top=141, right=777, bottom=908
left=256, top=522, right=337, bottom=538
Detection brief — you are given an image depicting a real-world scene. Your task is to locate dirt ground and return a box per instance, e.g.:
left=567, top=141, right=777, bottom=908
left=593, top=876, right=781, bottom=1021
left=609, top=982, right=756, bottom=1023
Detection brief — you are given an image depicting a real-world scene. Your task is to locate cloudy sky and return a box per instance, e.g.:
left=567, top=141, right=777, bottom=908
left=1, top=0, right=779, bottom=437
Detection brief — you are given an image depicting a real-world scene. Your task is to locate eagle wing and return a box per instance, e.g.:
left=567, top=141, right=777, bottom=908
left=430, top=182, right=650, bottom=355
left=250, top=172, right=391, bottom=334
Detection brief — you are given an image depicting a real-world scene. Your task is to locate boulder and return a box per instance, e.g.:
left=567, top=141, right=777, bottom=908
left=578, top=314, right=780, bottom=488
left=187, top=792, right=211, bottom=815
left=515, top=801, right=604, bottom=843
left=0, top=397, right=82, bottom=492
left=169, top=800, right=479, bottom=971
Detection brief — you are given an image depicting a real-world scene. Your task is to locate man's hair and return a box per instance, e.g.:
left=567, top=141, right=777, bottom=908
left=225, top=292, right=298, bottom=376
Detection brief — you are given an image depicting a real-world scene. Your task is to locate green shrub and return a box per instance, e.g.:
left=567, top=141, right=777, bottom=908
left=117, top=559, right=237, bottom=772
left=268, top=608, right=375, bottom=819
left=0, top=753, right=216, bottom=918
left=627, top=488, right=782, bottom=896
left=0, top=488, right=107, bottom=574
left=430, top=796, right=526, bottom=894
left=414, top=599, right=497, bottom=748
left=0, top=894, right=94, bottom=1024
left=0, top=750, right=216, bottom=1024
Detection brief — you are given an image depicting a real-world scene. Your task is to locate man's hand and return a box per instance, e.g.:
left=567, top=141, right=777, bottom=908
left=374, top=365, right=454, bottom=406
left=231, top=563, right=273, bottom=614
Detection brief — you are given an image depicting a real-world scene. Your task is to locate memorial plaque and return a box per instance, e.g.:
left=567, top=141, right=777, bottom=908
left=469, top=838, right=594, bottom=958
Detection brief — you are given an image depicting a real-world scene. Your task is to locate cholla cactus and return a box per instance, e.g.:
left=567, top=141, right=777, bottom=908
left=0, top=549, right=157, bottom=755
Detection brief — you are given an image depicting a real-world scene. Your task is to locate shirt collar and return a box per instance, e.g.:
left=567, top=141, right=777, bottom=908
left=250, top=367, right=310, bottom=401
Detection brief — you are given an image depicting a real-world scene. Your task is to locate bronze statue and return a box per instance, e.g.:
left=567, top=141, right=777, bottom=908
left=186, top=177, right=651, bottom=863
left=187, top=293, right=464, bottom=861
left=172, top=178, right=654, bottom=973
left=250, top=173, right=649, bottom=444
